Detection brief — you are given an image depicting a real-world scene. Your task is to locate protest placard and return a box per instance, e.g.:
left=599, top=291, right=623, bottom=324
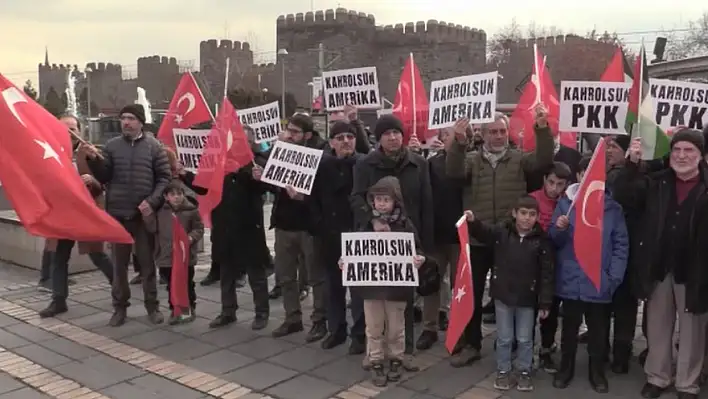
left=237, top=101, right=281, bottom=143
left=340, top=232, right=419, bottom=287
left=260, top=140, right=323, bottom=195
left=428, top=71, right=498, bottom=130
left=322, top=66, right=381, bottom=111
left=173, top=128, right=212, bottom=173
left=559, top=81, right=631, bottom=134
left=650, top=78, right=708, bottom=132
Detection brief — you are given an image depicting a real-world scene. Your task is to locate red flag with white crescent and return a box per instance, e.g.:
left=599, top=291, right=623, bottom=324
left=445, top=215, right=475, bottom=353
left=170, top=214, right=190, bottom=315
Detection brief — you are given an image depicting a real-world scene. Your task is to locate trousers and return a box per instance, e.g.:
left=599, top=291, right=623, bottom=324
left=364, top=300, right=406, bottom=363
left=111, top=217, right=158, bottom=311
left=51, top=240, right=113, bottom=302
left=422, top=244, right=458, bottom=332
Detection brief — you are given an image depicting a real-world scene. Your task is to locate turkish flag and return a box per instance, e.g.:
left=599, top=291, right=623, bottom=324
left=157, top=72, right=213, bottom=149
left=193, top=97, right=254, bottom=227
left=445, top=214, right=475, bottom=353
left=510, top=48, right=577, bottom=151
left=170, top=214, right=191, bottom=315
left=571, top=139, right=606, bottom=291
left=601, top=47, right=633, bottom=83
left=393, top=53, right=431, bottom=144
left=0, top=74, right=133, bottom=243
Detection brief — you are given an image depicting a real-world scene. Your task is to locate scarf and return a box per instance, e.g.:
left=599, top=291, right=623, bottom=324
left=482, top=146, right=507, bottom=168
left=373, top=206, right=402, bottom=224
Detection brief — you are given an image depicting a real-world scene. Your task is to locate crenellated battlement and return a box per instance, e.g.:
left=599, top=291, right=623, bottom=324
left=199, top=39, right=252, bottom=52
left=512, top=34, right=590, bottom=48
left=374, top=20, right=486, bottom=45
left=137, top=55, right=178, bottom=66
left=277, top=8, right=376, bottom=29
left=38, top=63, right=78, bottom=73
left=251, top=63, right=277, bottom=75
left=85, top=62, right=122, bottom=74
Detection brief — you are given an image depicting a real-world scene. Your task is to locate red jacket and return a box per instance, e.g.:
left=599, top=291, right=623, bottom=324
left=530, top=189, right=558, bottom=232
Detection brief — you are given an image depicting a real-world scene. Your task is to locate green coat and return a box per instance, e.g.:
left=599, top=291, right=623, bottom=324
left=445, top=125, right=555, bottom=245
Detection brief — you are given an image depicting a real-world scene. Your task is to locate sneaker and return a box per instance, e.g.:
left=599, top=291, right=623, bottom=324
left=539, top=352, right=558, bottom=373
left=251, top=314, right=268, bottom=331
left=517, top=371, right=534, bottom=392
left=147, top=310, right=164, bottom=325
left=370, top=363, right=387, bottom=387
left=169, top=309, right=195, bottom=325
left=387, top=360, right=402, bottom=382
left=493, top=371, right=512, bottom=391
left=209, top=313, right=236, bottom=328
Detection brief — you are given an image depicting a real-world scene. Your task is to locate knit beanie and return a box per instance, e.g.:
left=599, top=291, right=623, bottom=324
left=119, top=104, right=146, bottom=125
left=374, top=115, right=404, bottom=141
left=671, top=128, right=705, bottom=155
left=609, top=134, right=630, bottom=152
left=329, top=121, right=352, bottom=139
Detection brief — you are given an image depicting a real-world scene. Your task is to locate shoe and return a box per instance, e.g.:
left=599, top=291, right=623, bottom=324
left=234, top=276, right=246, bottom=288
left=67, top=278, right=76, bottom=286
left=370, top=363, right=387, bottom=387
left=199, top=274, right=219, bottom=287
left=493, top=371, right=512, bottom=390
left=129, top=275, right=142, bottom=285
left=299, top=288, right=310, bottom=301
left=209, top=313, right=236, bottom=328
left=272, top=321, right=304, bottom=338
left=413, top=306, right=422, bottom=323
left=109, top=308, right=127, bottom=327
left=268, top=285, right=282, bottom=300
left=321, top=331, right=347, bottom=349
left=416, top=330, right=438, bottom=350
left=482, top=313, right=496, bottom=324
left=450, top=347, right=481, bottom=368
left=38, top=301, right=67, bottom=318
left=677, top=393, right=698, bottom=399
left=539, top=352, right=558, bottom=373
left=147, top=310, right=164, bottom=325
left=588, top=358, right=608, bottom=393
left=37, top=280, right=52, bottom=293
left=610, top=358, right=629, bottom=374
left=348, top=338, right=366, bottom=355
left=640, top=383, right=665, bottom=398
left=251, top=314, right=268, bottom=331
left=517, top=371, right=534, bottom=392
left=387, top=360, right=402, bottom=382
left=361, top=356, right=372, bottom=371
left=438, top=311, right=448, bottom=331
left=552, top=353, right=576, bottom=389
left=168, top=309, right=195, bottom=325
left=305, top=321, right=327, bottom=343
left=402, top=355, right=419, bottom=372
left=612, top=342, right=631, bottom=374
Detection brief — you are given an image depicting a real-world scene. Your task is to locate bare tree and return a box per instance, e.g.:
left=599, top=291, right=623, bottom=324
left=526, top=21, right=564, bottom=38
left=487, top=18, right=527, bottom=65
left=664, top=12, right=708, bottom=60
left=586, top=29, right=635, bottom=59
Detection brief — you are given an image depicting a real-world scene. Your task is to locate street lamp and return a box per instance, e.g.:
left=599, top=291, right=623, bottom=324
left=277, top=48, right=288, bottom=117
left=307, top=82, right=314, bottom=112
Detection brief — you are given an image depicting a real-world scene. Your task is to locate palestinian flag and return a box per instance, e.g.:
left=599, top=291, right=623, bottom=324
left=601, top=47, right=633, bottom=83
left=624, top=46, right=670, bottom=160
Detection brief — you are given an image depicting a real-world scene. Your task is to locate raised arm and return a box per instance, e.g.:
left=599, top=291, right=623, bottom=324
left=445, top=119, right=473, bottom=179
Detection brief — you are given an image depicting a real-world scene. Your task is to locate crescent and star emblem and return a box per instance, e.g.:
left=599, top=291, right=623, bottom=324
left=179, top=240, right=186, bottom=264
left=581, top=180, right=605, bottom=228
left=175, top=93, right=196, bottom=124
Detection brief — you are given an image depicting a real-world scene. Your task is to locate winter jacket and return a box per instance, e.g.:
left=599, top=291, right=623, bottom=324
left=88, top=133, right=171, bottom=219
left=612, top=162, right=708, bottom=313
left=309, top=151, right=362, bottom=236
left=428, top=150, right=465, bottom=245
left=147, top=200, right=204, bottom=269
left=549, top=184, right=628, bottom=304
left=469, top=219, right=555, bottom=309
left=350, top=148, right=434, bottom=251
left=446, top=125, right=554, bottom=245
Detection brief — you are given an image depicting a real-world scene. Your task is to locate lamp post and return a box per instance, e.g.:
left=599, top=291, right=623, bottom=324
left=307, top=82, right=314, bottom=113
left=277, top=48, right=288, bottom=117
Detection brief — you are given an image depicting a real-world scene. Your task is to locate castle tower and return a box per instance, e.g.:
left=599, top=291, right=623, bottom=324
left=199, top=39, right=255, bottom=103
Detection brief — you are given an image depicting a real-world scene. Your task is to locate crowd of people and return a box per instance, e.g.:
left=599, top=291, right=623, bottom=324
left=32, top=101, right=708, bottom=398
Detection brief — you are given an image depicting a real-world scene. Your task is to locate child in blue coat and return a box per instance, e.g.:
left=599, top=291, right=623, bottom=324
left=549, top=156, right=628, bottom=394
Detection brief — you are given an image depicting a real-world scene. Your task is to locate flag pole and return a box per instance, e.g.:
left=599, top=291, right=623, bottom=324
left=410, top=53, right=416, bottom=138
left=566, top=140, right=603, bottom=215
left=223, top=58, right=230, bottom=99
left=635, top=40, right=644, bottom=140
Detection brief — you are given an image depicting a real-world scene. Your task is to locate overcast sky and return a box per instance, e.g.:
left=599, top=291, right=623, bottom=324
left=1, top=0, right=702, bottom=87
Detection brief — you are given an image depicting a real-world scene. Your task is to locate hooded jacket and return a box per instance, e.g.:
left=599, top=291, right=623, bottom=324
left=147, top=199, right=204, bottom=269
left=549, top=183, right=628, bottom=303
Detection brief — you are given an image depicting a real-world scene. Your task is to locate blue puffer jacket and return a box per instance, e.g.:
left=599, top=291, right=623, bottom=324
left=549, top=184, right=629, bottom=303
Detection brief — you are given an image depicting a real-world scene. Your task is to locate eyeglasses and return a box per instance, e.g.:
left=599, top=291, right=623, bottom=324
left=286, top=126, right=304, bottom=135
left=334, top=133, right=355, bottom=141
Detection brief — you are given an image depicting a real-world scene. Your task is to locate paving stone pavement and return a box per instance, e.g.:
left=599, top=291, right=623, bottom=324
left=0, top=207, right=688, bottom=399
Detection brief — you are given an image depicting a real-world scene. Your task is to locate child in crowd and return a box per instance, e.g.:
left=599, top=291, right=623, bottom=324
left=529, top=161, right=572, bottom=372
left=549, top=156, right=628, bottom=393
left=465, top=195, right=555, bottom=392
left=148, top=181, right=204, bottom=325
left=340, top=176, right=425, bottom=387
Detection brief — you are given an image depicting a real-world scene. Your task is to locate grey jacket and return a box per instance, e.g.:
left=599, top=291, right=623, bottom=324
left=88, top=133, right=171, bottom=219
left=146, top=201, right=204, bottom=269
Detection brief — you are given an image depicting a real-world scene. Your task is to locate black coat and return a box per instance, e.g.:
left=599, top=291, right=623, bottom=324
left=428, top=150, right=465, bottom=245
left=469, top=219, right=555, bottom=309
left=309, top=152, right=361, bottom=236
left=211, top=155, right=270, bottom=269
left=350, top=149, right=434, bottom=251
left=613, top=162, right=708, bottom=314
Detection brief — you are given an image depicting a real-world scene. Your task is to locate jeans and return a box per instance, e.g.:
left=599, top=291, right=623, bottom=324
left=51, top=240, right=113, bottom=302
left=495, top=300, right=535, bottom=373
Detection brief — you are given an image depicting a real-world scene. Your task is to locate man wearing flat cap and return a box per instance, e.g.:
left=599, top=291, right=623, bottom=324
left=614, top=129, right=708, bottom=399
left=79, top=104, right=172, bottom=328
